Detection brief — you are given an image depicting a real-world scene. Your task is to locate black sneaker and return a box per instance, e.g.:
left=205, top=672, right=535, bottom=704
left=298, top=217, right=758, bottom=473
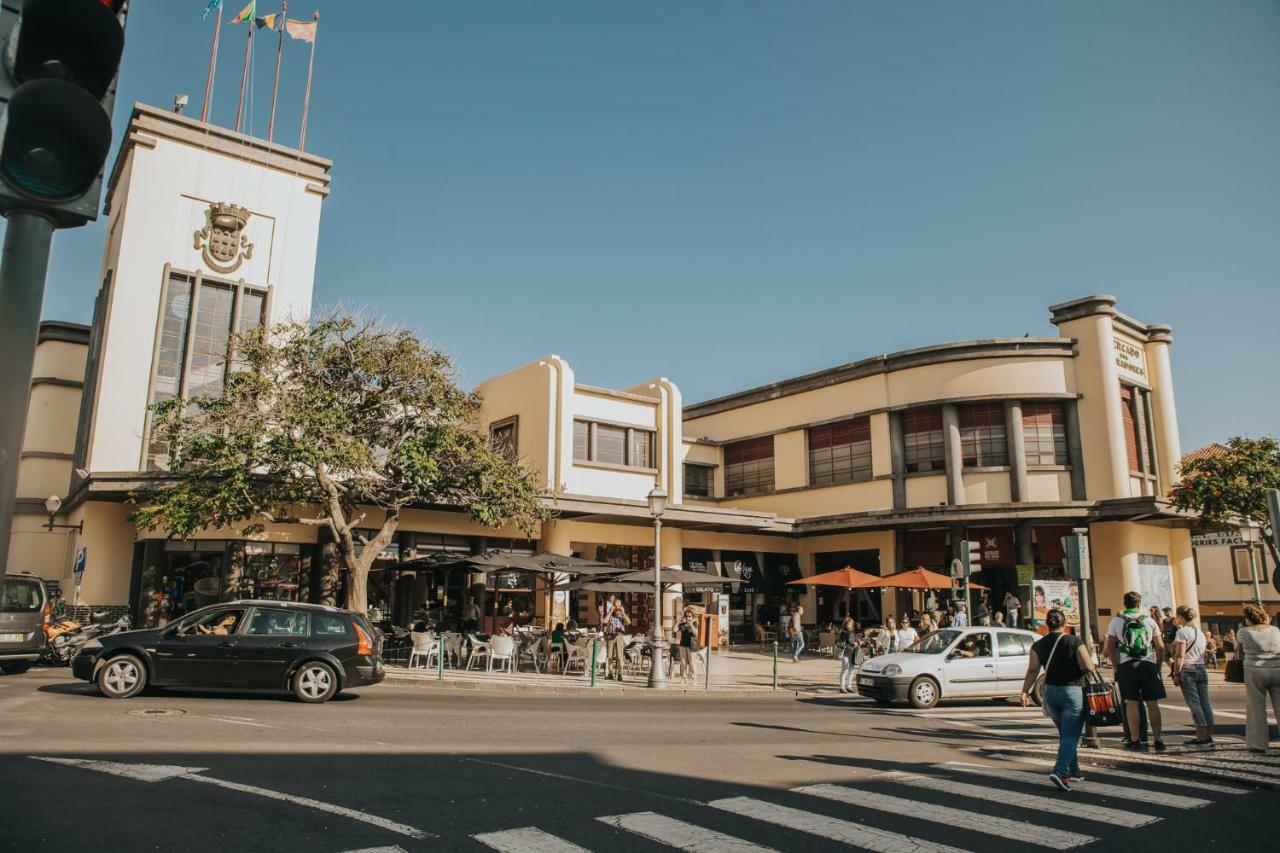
left=1069, top=772, right=1086, bottom=782
left=1154, top=740, right=1168, bottom=753
left=1049, top=772, right=1071, bottom=791
left=1124, top=739, right=1145, bottom=751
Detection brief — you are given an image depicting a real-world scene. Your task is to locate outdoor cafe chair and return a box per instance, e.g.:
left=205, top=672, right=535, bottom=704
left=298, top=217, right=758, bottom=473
left=465, top=633, right=492, bottom=671
left=489, top=635, right=516, bottom=674
left=517, top=636, right=544, bottom=673
left=562, top=638, right=593, bottom=676
left=443, top=632, right=464, bottom=667
left=407, top=632, right=439, bottom=669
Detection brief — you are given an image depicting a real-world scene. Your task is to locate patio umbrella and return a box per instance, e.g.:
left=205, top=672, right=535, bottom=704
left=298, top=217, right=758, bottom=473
left=613, top=568, right=734, bottom=586
left=785, top=567, right=881, bottom=589
left=877, top=567, right=955, bottom=589
left=561, top=580, right=652, bottom=594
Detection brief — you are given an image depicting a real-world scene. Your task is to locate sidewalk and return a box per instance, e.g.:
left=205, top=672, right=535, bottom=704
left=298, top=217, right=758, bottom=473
left=385, top=643, right=846, bottom=696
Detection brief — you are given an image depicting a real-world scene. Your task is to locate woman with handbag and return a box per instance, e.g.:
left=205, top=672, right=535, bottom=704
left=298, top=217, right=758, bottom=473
left=836, top=616, right=858, bottom=693
left=1238, top=604, right=1280, bottom=754
left=1020, top=607, right=1097, bottom=791
left=1171, top=606, right=1214, bottom=746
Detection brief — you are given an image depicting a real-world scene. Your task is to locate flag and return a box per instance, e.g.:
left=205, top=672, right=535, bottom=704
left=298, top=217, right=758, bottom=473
left=228, top=1, right=255, bottom=24
left=200, top=0, right=222, bottom=20
left=254, top=13, right=279, bottom=30
left=285, top=18, right=317, bottom=43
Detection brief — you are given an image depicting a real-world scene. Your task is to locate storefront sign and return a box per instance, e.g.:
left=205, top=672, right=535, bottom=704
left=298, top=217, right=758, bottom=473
left=1114, top=336, right=1148, bottom=384
left=1191, top=531, right=1244, bottom=548
left=1031, top=579, right=1081, bottom=627
left=492, top=570, right=532, bottom=591
left=1015, top=564, right=1035, bottom=585
left=718, top=594, right=730, bottom=647
left=72, top=548, right=87, bottom=584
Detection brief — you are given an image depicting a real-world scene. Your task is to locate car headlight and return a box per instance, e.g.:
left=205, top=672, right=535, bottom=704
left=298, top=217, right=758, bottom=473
left=882, top=664, right=902, bottom=677
left=80, top=639, right=103, bottom=653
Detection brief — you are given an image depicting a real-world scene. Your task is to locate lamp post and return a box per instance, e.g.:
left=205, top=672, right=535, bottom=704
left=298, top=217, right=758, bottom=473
left=41, top=495, right=82, bottom=534
left=1240, top=520, right=1264, bottom=607
left=647, top=486, right=668, bottom=688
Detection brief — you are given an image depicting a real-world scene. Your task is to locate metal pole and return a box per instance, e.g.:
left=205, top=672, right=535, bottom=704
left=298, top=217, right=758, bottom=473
left=647, top=516, right=666, bottom=687
left=1246, top=533, right=1263, bottom=606
left=436, top=635, right=443, bottom=681
left=235, top=16, right=252, bottom=133
left=298, top=11, right=319, bottom=151
left=268, top=1, right=286, bottom=142
left=590, top=638, right=598, bottom=688
left=201, top=5, right=223, bottom=123
left=1076, top=577, right=1101, bottom=748
left=704, top=640, right=710, bottom=691
left=0, top=213, right=57, bottom=574
left=772, top=640, right=779, bottom=690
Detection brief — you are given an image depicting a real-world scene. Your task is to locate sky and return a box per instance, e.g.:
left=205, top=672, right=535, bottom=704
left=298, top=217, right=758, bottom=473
left=18, top=1, right=1280, bottom=451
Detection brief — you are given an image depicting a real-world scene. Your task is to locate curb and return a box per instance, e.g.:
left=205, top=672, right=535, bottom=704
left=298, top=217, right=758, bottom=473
left=384, top=671, right=823, bottom=699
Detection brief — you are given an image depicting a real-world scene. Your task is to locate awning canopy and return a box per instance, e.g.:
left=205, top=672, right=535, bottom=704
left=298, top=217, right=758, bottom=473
left=878, top=567, right=955, bottom=590
left=613, top=568, right=733, bottom=586
left=786, top=567, right=881, bottom=589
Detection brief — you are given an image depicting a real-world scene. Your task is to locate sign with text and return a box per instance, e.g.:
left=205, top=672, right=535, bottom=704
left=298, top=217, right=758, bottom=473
left=72, top=548, right=87, bottom=584
left=1113, top=336, right=1148, bottom=384
left=1191, top=531, right=1245, bottom=548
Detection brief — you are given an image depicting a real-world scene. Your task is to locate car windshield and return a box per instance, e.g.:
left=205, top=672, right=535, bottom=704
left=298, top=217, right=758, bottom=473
left=0, top=577, right=44, bottom=612
left=908, top=629, right=961, bottom=654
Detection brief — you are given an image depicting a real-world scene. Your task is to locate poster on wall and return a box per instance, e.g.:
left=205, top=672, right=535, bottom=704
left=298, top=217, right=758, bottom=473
left=1138, top=555, right=1174, bottom=612
left=718, top=594, right=730, bottom=648
left=1031, top=579, right=1081, bottom=627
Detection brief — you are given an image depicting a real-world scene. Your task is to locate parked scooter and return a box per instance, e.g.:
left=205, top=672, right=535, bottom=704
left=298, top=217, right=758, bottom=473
left=42, top=612, right=133, bottom=665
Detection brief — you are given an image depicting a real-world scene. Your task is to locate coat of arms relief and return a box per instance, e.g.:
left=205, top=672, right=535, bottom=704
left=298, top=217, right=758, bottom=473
left=193, top=202, right=255, bottom=274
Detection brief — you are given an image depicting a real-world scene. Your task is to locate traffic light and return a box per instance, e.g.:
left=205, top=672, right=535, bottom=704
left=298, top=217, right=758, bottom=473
left=960, top=539, right=981, bottom=578
left=0, top=0, right=129, bottom=227
left=1062, top=532, right=1091, bottom=581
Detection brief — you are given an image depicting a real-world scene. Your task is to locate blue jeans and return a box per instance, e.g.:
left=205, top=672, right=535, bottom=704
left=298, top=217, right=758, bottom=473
left=1043, top=683, right=1086, bottom=777
left=791, top=632, right=805, bottom=660
left=839, top=653, right=857, bottom=690
left=1179, top=665, right=1214, bottom=727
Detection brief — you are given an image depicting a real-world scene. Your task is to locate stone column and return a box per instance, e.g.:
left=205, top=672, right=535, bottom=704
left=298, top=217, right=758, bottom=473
left=540, top=519, right=574, bottom=626
left=1064, top=399, right=1087, bottom=501
left=1005, top=400, right=1027, bottom=503
left=1170, top=528, right=1198, bottom=611
left=942, top=404, right=964, bottom=505
left=1144, top=325, right=1181, bottom=497
left=1015, top=520, right=1035, bottom=567
left=888, top=411, right=906, bottom=509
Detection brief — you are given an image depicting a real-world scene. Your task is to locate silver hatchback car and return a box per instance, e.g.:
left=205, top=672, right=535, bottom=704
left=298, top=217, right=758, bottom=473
left=0, top=573, right=47, bottom=675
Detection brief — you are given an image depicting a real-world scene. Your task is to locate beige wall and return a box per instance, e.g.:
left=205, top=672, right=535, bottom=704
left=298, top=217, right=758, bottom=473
left=1090, top=521, right=1195, bottom=619
left=1193, top=541, right=1279, bottom=608
left=722, top=479, right=893, bottom=518
left=476, top=359, right=556, bottom=491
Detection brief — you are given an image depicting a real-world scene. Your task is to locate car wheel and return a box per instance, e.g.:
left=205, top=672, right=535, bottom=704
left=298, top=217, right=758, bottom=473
left=1, top=662, right=33, bottom=675
left=293, top=661, right=337, bottom=704
left=908, top=676, right=940, bottom=709
left=97, top=654, right=147, bottom=699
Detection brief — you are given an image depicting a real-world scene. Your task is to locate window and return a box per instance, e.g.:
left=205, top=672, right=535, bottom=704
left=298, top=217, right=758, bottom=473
left=903, top=408, right=945, bottom=473
left=313, top=614, right=353, bottom=637
left=809, top=417, right=872, bottom=486
left=1232, top=546, right=1265, bottom=584
left=145, top=271, right=268, bottom=469
left=684, top=464, right=713, bottom=498
left=1022, top=402, right=1068, bottom=466
left=246, top=608, right=309, bottom=636
left=572, top=420, right=657, bottom=468
left=1120, top=385, right=1140, bottom=472
left=1120, top=384, right=1156, bottom=474
left=181, top=608, right=245, bottom=636
left=959, top=404, right=1008, bottom=467
left=489, top=417, right=518, bottom=460
left=724, top=436, right=774, bottom=496
left=997, top=632, right=1032, bottom=657
left=0, top=577, right=44, bottom=612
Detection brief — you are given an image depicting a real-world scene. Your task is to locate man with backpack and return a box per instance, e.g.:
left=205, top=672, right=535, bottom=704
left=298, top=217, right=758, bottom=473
left=1103, top=591, right=1168, bottom=751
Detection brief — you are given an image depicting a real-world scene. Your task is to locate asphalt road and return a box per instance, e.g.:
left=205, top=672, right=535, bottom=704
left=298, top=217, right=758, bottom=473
left=2, top=667, right=1278, bottom=852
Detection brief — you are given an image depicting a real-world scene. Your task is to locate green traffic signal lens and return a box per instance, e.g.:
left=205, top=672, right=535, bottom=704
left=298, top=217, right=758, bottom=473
left=0, top=80, right=112, bottom=201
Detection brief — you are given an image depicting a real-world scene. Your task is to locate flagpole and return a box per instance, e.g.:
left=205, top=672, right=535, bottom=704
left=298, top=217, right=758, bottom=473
left=299, top=10, right=319, bottom=152
left=200, top=4, right=223, bottom=123
left=268, top=2, right=286, bottom=143
left=235, top=8, right=254, bottom=133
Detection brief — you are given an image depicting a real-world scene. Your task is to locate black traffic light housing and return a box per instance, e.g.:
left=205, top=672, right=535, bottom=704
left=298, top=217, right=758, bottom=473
left=960, top=539, right=981, bottom=578
left=0, top=0, right=128, bottom=226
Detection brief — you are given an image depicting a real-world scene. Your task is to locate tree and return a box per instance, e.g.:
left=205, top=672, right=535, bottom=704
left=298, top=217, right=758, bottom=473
left=132, top=315, right=548, bottom=613
left=1170, top=436, right=1280, bottom=567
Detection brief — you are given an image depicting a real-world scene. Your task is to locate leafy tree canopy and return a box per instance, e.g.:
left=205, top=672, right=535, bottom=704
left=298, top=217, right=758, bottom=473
left=1171, top=436, right=1280, bottom=562
left=132, top=315, right=548, bottom=612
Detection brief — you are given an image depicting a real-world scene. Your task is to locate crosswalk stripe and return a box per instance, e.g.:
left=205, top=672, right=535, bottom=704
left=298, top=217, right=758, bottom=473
left=709, top=796, right=970, bottom=853
left=473, top=827, right=591, bottom=852
left=896, top=708, right=1042, bottom=718
left=985, top=746, right=1280, bottom=787
left=795, top=783, right=1097, bottom=849
left=992, top=754, right=1249, bottom=795
left=598, top=812, right=776, bottom=852
left=939, top=763, right=1211, bottom=808
left=883, top=771, right=1161, bottom=825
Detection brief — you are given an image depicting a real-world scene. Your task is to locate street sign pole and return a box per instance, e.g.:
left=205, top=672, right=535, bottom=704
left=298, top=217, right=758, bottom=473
left=0, top=212, right=57, bottom=573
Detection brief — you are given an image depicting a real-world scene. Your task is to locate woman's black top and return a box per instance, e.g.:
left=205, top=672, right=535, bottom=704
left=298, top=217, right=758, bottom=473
left=1032, top=632, right=1087, bottom=687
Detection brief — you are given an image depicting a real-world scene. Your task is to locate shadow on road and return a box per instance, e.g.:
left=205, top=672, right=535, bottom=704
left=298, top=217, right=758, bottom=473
left=36, top=681, right=361, bottom=703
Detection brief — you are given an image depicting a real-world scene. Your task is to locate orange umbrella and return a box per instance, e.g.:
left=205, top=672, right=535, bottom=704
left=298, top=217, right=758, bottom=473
left=877, top=567, right=955, bottom=590
left=786, top=566, right=881, bottom=589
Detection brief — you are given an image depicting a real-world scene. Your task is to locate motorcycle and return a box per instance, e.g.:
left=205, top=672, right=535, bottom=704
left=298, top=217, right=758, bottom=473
left=42, top=612, right=133, bottom=665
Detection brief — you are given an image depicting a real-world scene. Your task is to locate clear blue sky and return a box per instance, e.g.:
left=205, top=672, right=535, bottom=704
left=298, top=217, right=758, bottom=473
left=23, top=0, right=1280, bottom=451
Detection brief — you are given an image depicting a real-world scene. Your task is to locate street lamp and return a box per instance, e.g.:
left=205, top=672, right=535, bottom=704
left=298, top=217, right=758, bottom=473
left=647, top=486, right=668, bottom=688
left=42, top=495, right=82, bottom=534
left=1239, top=520, right=1264, bottom=607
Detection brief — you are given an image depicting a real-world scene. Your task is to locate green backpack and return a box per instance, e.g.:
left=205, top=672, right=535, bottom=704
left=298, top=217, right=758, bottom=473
left=1118, top=614, right=1151, bottom=658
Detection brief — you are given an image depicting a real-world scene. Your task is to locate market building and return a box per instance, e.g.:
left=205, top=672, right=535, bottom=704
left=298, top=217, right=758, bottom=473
left=8, top=104, right=1201, bottom=642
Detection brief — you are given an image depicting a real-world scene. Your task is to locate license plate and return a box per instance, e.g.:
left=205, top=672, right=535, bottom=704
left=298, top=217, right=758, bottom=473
left=858, top=677, right=875, bottom=686
left=0, top=633, right=23, bottom=643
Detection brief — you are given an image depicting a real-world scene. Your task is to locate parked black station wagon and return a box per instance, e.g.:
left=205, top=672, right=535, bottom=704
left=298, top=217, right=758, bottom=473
left=72, top=600, right=384, bottom=703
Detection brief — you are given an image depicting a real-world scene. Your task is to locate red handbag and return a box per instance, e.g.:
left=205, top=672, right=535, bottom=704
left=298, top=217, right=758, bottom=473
left=1084, top=672, right=1123, bottom=726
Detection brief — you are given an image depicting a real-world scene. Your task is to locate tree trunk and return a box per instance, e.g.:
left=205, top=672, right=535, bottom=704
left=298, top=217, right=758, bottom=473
left=316, top=539, right=341, bottom=606
left=347, top=565, right=369, bottom=615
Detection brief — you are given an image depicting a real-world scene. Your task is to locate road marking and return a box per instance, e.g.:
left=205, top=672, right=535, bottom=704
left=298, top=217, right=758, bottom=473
left=795, top=784, right=1096, bottom=849
left=598, top=811, right=776, bottom=852
left=340, top=848, right=408, bottom=853
left=991, top=755, right=1248, bottom=795
left=883, top=771, right=1160, bottom=825
left=984, top=746, right=1280, bottom=787
left=460, top=757, right=698, bottom=806
left=939, top=763, right=1211, bottom=808
left=709, top=796, right=970, bottom=853
left=203, top=715, right=273, bottom=728
left=31, top=756, right=428, bottom=839
left=474, top=827, right=590, bottom=852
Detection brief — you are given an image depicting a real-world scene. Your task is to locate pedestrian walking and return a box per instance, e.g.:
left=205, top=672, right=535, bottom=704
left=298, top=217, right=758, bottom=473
left=836, top=616, right=858, bottom=693
left=1237, top=603, right=1280, bottom=754
left=1004, top=591, right=1021, bottom=628
left=1021, top=607, right=1096, bottom=791
left=790, top=604, right=806, bottom=661
left=1104, top=591, right=1168, bottom=752
left=895, top=617, right=918, bottom=652
left=1171, top=605, right=1214, bottom=746
left=884, top=616, right=899, bottom=653
left=604, top=600, right=630, bottom=681
left=952, top=602, right=969, bottom=628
